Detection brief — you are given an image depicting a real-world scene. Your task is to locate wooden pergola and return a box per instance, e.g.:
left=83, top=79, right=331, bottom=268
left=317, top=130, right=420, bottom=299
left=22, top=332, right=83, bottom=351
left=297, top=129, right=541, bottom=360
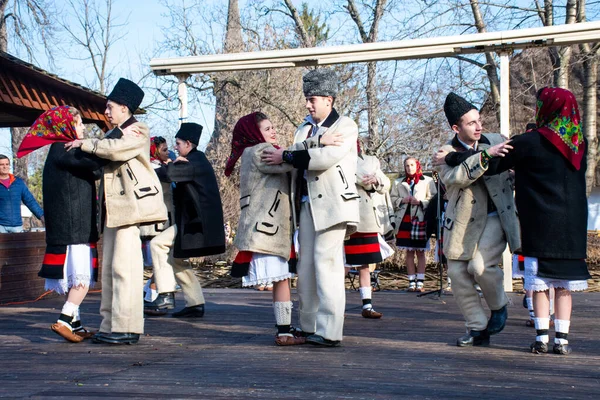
left=0, top=51, right=111, bottom=130
left=150, top=21, right=600, bottom=292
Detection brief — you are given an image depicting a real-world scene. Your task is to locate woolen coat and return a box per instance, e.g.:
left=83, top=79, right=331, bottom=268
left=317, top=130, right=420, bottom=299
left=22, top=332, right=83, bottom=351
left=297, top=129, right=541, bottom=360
left=42, top=143, right=107, bottom=246
left=355, top=154, right=392, bottom=234
left=434, top=133, right=521, bottom=261
left=139, top=161, right=175, bottom=239
left=389, top=175, right=437, bottom=235
left=289, top=110, right=360, bottom=233
left=233, top=143, right=293, bottom=260
left=80, top=120, right=167, bottom=228
left=485, top=131, right=589, bottom=279
left=158, top=148, right=226, bottom=258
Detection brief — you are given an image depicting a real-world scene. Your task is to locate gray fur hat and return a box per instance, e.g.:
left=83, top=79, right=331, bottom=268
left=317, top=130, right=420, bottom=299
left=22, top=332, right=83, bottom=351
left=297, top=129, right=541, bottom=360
left=303, top=69, right=338, bottom=98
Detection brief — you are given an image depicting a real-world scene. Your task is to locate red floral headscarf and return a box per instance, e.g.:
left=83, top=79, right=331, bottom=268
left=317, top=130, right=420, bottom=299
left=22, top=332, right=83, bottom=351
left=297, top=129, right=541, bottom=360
left=535, top=87, right=585, bottom=170
left=225, top=112, right=278, bottom=177
left=403, top=158, right=423, bottom=185
left=17, top=106, right=78, bottom=158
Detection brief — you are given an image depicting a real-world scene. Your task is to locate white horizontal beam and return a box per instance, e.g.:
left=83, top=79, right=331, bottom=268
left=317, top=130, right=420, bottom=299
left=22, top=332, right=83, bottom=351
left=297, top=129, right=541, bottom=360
left=151, top=21, right=600, bottom=75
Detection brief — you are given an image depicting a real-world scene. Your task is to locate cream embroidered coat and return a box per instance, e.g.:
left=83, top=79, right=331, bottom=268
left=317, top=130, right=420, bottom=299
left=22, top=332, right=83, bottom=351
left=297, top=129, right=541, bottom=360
left=390, top=175, right=436, bottom=235
left=434, top=133, right=521, bottom=260
left=233, top=143, right=294, bottom=260
left=289, top=116, right=360, bottom=233
left=80, top=122, right=167, bottom=228
left=355, top=155, right=392, bottom=235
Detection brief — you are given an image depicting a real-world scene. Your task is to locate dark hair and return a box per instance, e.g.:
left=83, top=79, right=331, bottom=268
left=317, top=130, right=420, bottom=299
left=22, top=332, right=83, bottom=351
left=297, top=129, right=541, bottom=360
left=525, top=123, right=537, bottom=131
left=254, top=112, right=269, bottom=125
left=0, top=154, right=8, bottom=161
left=152, top=136, right=167, bottom=146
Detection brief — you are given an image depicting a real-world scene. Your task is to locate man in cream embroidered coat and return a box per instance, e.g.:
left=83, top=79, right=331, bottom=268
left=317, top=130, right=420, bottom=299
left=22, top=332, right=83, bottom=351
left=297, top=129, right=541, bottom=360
left=433, top=92, right=520, bottom=348
left=67, top=78, right=167, bottom=345
left=263, top=69, right=360, bottom=347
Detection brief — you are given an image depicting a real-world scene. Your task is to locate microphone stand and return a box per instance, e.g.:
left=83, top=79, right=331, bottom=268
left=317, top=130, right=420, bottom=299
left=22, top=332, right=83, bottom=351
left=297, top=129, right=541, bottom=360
left=418, top=172, right=445, bottom=299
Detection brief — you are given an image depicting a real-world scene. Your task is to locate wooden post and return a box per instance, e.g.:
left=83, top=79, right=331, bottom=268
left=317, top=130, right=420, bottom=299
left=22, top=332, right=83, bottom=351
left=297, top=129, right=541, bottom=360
left=499, top=50, right=513, bottom=292
left=177, top=74, right=190, bottom=126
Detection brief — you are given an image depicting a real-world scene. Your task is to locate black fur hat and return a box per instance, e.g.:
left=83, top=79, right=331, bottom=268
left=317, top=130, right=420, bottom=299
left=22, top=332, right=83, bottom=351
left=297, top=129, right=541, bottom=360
left=443, top=92, right=477, bottom=127
left=175, top=122, right=203, bottom=146
left=107, top=78, right=145, bottom=113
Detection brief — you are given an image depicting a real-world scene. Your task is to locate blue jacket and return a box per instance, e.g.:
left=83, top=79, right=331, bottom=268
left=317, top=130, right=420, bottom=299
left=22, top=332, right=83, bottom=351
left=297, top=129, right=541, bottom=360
left=0, top=174, right=44, bottom=227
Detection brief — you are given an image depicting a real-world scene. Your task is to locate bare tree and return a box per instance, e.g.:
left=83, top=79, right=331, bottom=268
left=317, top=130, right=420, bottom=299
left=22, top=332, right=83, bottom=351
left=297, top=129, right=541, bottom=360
left=1, top=0, right=56, bottom=181
left=576, top=0, right=600, bottom=193
left=344, top=0, right=387, bottom=155
left=60, top=0, right=127, bottom=94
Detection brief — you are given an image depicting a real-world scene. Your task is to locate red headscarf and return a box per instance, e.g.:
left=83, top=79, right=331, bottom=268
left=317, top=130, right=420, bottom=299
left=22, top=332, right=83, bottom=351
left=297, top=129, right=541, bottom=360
left=403, top=158, right=423, bottom=185
left=150, top=137, right=161, bottom=163
left=535, top=87, right=585, bottom=170
left=17, top=106, right=78, bottom=158
left=225, top=112, right=277, bottom=177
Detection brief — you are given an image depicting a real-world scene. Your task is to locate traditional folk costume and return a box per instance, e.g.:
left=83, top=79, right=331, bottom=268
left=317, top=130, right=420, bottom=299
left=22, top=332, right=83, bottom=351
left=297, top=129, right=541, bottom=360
left=390, top=160, right=436, bottom=291
left=435, top=93, right=521, bottom=347
left=465, top=87, right=590, bottom=354
left=283, top=69, right=360, bottom=346
left=344, top=152, right=394, bottom=318
left=79, top=79, right=168, bottom=344
left=141, top=137, right=176, bottom=310
left=150, top=123, right=226, bottom=318
left=226, top=113, right=301, bottom=344
left=18, top=106, right=107, bottom=342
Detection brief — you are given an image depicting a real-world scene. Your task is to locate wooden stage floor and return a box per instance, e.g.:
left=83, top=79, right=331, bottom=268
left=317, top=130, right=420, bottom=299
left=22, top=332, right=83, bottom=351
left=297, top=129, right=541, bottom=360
left=1, top=289, right=599, bottom=399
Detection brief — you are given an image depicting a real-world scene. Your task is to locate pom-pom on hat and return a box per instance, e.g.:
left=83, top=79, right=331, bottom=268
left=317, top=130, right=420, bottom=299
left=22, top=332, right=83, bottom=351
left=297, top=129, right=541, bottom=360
left=107, top=78, right=145, bottom=113
left=444, top=92, right=477, bottom=127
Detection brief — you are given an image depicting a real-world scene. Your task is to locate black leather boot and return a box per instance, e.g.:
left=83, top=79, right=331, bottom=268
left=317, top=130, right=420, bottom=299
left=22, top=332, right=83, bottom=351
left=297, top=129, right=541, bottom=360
left=487, top=305, right=508, bottom=335
left=144, top=292, right=175, bottom=315
left=457, top=329, right=490, bottom=347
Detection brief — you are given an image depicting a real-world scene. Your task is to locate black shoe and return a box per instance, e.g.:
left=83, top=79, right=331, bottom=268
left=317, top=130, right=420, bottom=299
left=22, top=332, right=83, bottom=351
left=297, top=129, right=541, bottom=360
left=305, top=334, right=341, bottom=347
left=172, top=304, right=205, bottom=318
left=487, top=305, right=508, bottom=335
left=456, top=329, right=490, bottom=347
left=553, top=343, right=572, bottom=355
left=289, top=327, right=314, bottom=338
left=530, top=341, right=548, bottom=354
left=92, top=332, right=140, bottom=345
left=145, top=292, right=175, bottom=310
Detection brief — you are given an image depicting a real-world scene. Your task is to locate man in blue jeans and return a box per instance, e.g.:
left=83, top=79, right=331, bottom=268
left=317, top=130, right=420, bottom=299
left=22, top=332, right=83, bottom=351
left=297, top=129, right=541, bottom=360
left=0, top=154, right=44, bottom=232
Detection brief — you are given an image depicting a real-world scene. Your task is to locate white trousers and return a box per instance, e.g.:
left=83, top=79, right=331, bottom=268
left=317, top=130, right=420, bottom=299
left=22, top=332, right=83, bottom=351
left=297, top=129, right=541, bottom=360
left=150, top=225, right=205, bottom=307
left=297, top=202, right=347, bottom=341
left=447, top=216, right=508, bottom=331
left=100, top=224, right=144, bottom=334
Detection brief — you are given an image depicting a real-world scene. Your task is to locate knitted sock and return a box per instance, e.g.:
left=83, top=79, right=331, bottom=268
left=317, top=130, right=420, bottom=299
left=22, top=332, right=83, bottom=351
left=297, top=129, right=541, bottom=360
left=71, top=309, right=83, bottom=332
left=534, top=317, right=550, bottom=343
left=274, top=301, right=293, bottom=337
left=554, top=319, right=570, bottom=345
left=359, top=286, right=372, bottom=309
left=416, top=273, right=425, bottom=281
left=526, top=297, right=535, bottom=319
left=57, top=301, right=79, bottom=329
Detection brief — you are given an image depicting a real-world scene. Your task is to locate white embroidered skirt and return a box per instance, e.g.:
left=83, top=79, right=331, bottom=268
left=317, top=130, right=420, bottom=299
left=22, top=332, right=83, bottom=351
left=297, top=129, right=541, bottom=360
left=45, top=244, right=95, bottom=295
left=242, top=253, right=294, bottom=287
left=521, top=256, right=588, bottom=292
